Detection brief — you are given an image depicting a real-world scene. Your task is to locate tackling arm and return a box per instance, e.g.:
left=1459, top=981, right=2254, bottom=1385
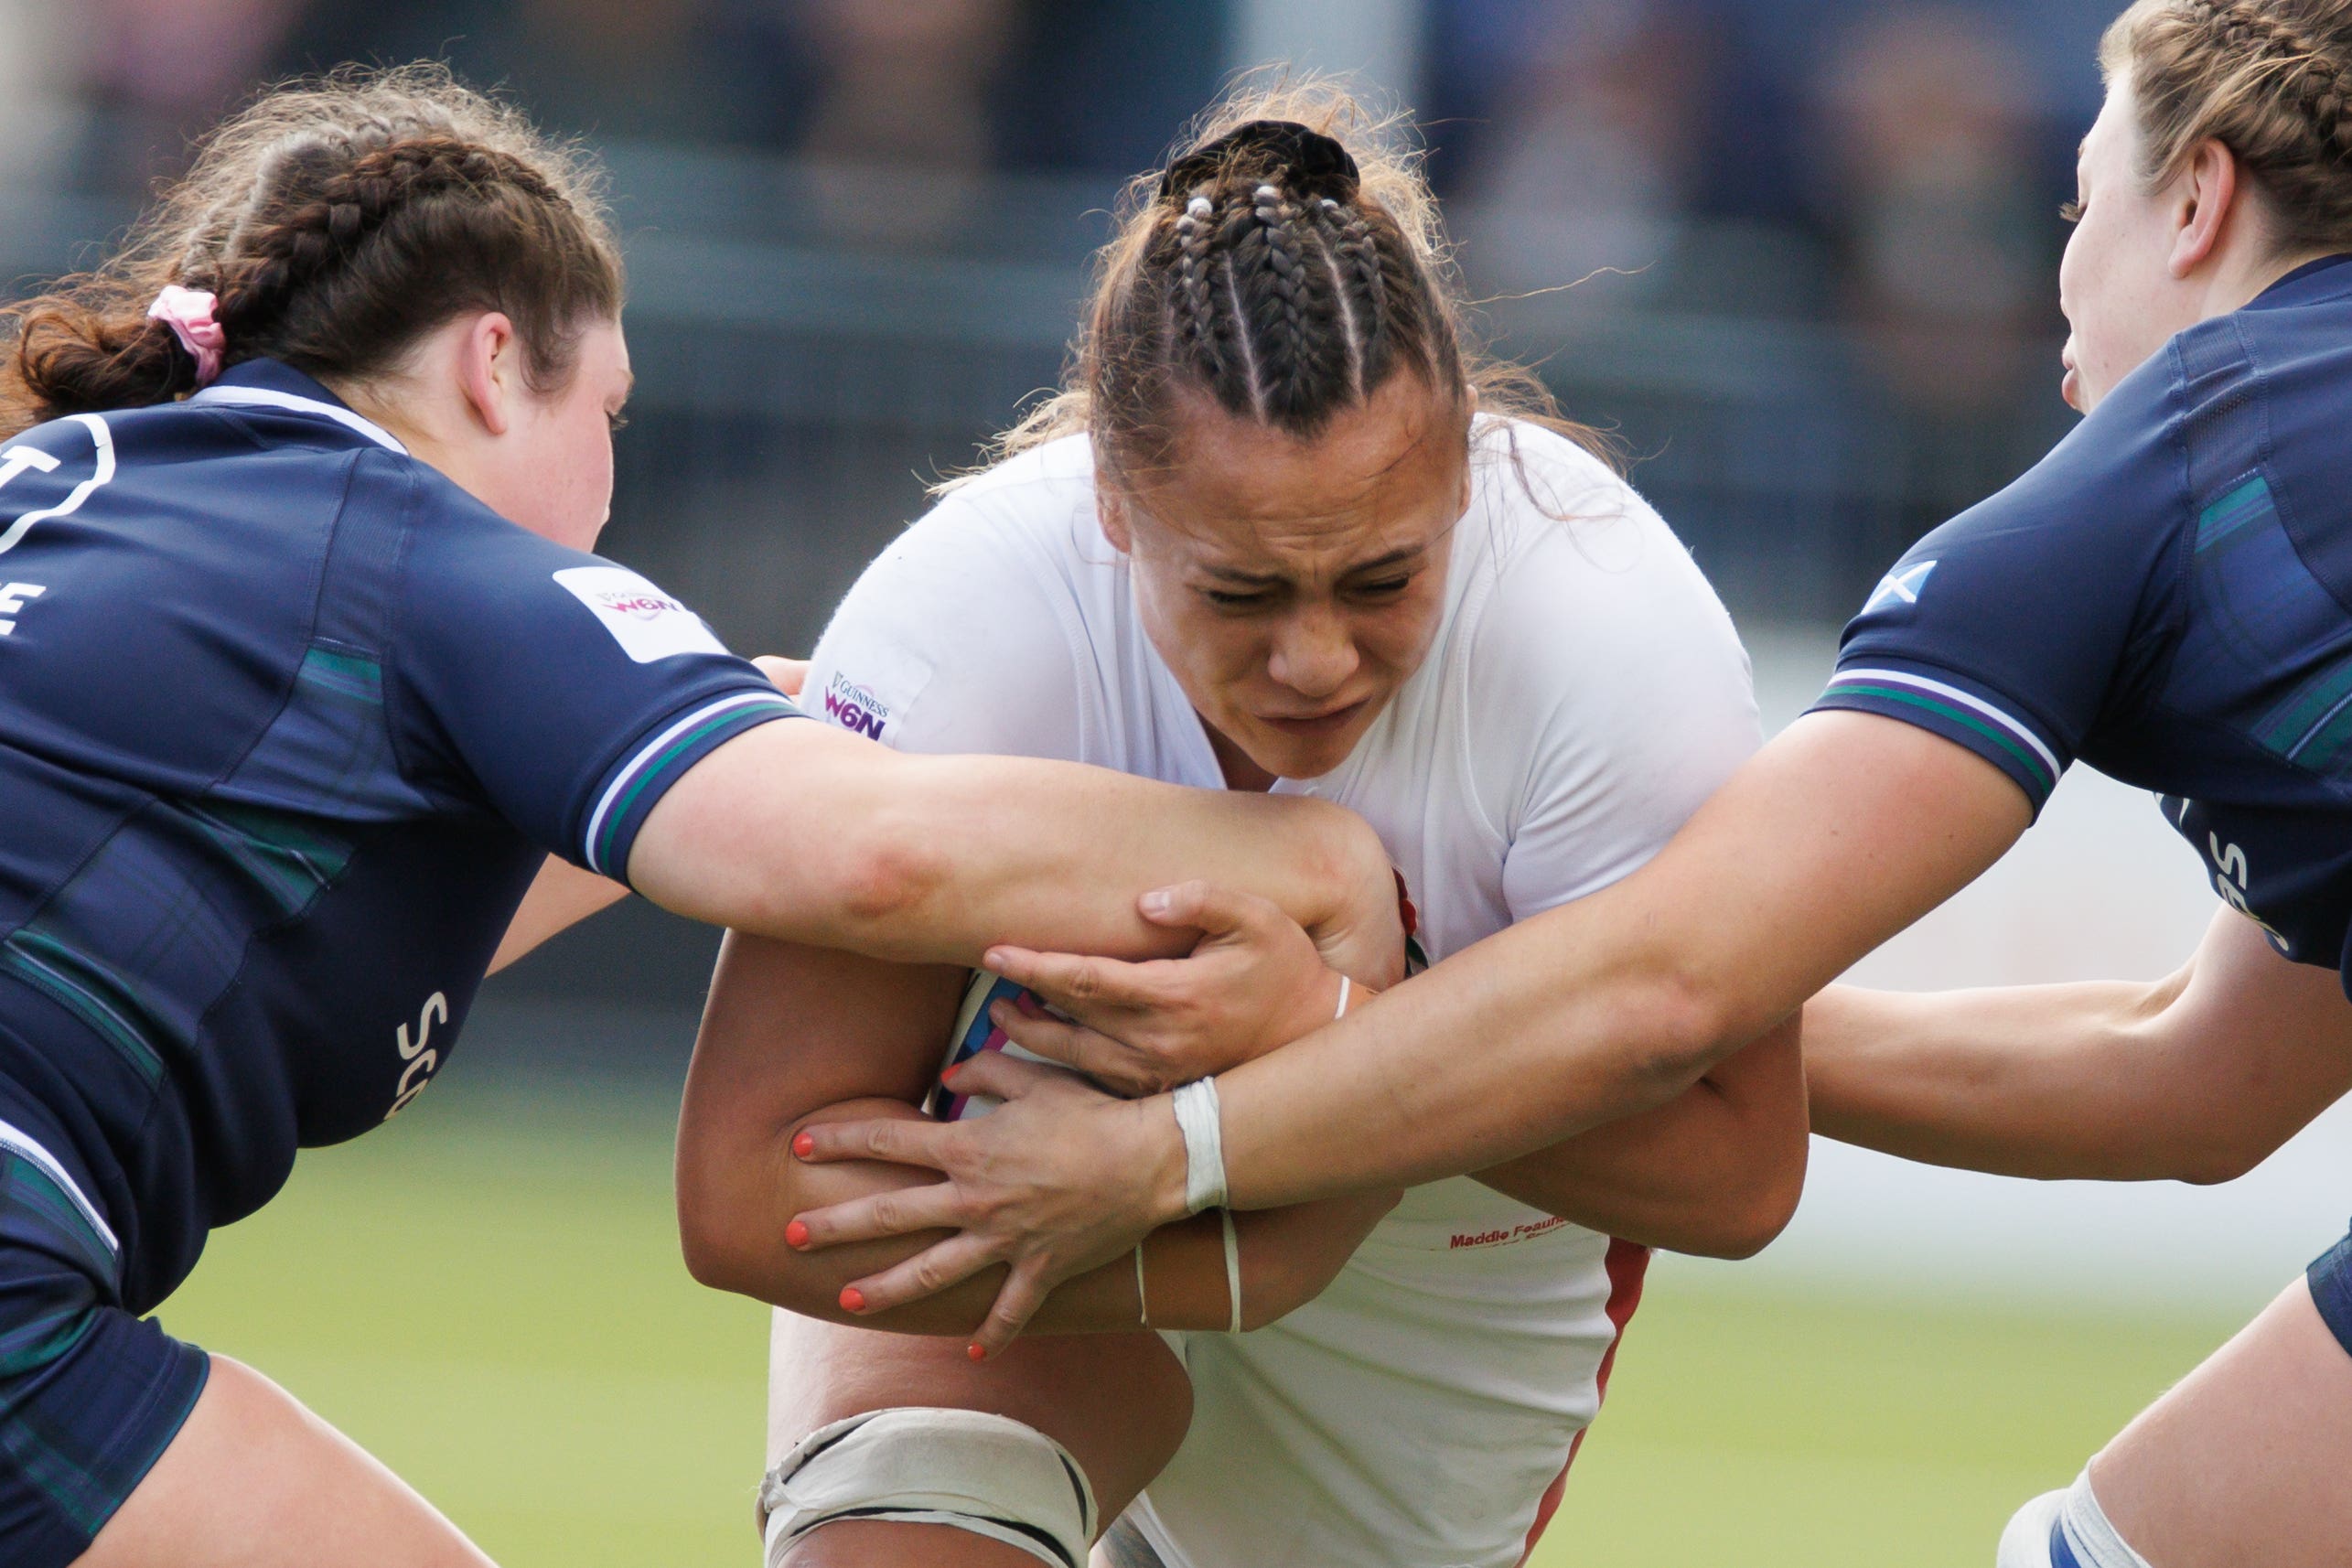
left=1806, top=906, right=2352, bottom=1184
left=1474, top=1013, right=1807, bottom=1259
left=627, top=719, right=1401, bottom=983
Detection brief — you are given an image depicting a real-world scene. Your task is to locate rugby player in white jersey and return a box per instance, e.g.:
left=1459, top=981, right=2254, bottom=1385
left=675, top=88, right=1806, bottom=1568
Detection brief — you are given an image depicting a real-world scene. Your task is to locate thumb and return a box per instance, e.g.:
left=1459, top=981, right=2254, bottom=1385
left=1137, top=879, right=1274, bottom=941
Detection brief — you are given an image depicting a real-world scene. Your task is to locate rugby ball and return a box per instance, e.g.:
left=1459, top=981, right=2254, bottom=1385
left=928, top=971, right=1059, bottom=1122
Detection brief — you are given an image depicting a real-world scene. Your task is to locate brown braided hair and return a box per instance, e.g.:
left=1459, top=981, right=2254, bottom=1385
left=979, top=75, right=1610, bottom=491
left=2103, top=0, right=2352, bottom=252
left=0, top=64, right=623, bottom=439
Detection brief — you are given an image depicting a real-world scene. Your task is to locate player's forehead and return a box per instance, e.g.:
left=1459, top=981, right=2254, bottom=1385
left=1125, top=381, right=1466, bottom=574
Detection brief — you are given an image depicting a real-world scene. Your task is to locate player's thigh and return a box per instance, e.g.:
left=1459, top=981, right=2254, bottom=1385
left=79, top=1353, right=489, bottom=1568
left=768, top=1309, right=1194, bottom=1520
left=2088, top=1269, right=2352, bottom=1568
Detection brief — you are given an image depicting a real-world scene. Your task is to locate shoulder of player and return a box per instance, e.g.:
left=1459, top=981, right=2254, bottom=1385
left=1455, top=426, right=1733, bottom=679
left=843, top=440, right=1103, bottom=627
left=809, top=438, right=1102, bottom=754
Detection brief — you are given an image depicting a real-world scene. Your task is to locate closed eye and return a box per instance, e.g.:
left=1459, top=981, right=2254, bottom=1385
left=607, top=410, right=630, bottom=432
left=1350, top=575, right=1412, bottom=599
left=2058, top=199, right=2084, bottom=224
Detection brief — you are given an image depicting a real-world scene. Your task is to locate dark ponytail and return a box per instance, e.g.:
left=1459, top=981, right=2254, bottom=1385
left=0, top=64, right=623, bottom=440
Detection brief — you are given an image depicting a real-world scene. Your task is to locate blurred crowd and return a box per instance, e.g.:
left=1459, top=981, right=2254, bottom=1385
left=0, top=0, right=2122, bottom=597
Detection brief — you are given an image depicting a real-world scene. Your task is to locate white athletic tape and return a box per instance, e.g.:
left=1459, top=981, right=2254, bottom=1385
left=758, top=1407, right=1098, bottom=1568
left=1172, top=1079, right=1227, bottom=1214
left=1997, top=1475, right=2155, bottom=1568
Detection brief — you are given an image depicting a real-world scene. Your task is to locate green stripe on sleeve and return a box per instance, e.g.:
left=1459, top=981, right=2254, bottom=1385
left=1828, top=684, right=2056, bottom=797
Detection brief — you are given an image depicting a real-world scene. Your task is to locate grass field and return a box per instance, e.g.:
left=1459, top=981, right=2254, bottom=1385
left=160, top=1085, right=2239, bottom=1567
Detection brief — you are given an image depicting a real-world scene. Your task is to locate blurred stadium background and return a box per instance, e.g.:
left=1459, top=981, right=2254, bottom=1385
left=8, top=0, right=2347, bottom=1562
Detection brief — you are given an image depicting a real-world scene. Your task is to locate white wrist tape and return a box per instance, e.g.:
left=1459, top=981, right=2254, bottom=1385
left=759, top=1407, right=1098, bottom=1568
left=1133, top=1243, right=1149, bottom=1326
left=1171, top=1078, right=1228, bottom=1214
left=1333, top=973, right=1352, bottom=1019
left=1997, top=1473, right=2153, bottom=1568
left=1219, top=1208, right=1242, bottom=1333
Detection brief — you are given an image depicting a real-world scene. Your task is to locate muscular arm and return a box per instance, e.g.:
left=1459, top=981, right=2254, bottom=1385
left=1197, top=714, right=2026, bottom=1207
left=1806, top=907, right=2352, bottom=1184
left=675, top=932, right=1397, bottom=1337
left=1475, top=1013, right=1806, bottom=1258
left=628, top=719, right=1399, bottom=981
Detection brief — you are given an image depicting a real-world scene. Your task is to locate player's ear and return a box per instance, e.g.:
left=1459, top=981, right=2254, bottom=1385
left=2167, top=137, right=2238, bottom=279
left=454, top=312, right=521, bottom=438
left=1097, top=489, right=1134, bottom=553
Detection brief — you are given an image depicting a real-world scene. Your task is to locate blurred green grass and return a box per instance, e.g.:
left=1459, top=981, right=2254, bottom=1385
left=159, top=1089, right=2236, bottom=1567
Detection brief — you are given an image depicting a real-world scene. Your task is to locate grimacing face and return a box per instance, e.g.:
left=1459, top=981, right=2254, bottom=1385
left=2058, top=81, right=2207, bottom=413
left=1103, top=374, right=1473, bottom=785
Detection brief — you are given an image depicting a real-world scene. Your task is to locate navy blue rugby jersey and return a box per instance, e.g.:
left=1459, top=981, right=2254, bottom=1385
left=0, top=360, right=797, bottom=1311
left=1813, top=255, right=2352, bottom=988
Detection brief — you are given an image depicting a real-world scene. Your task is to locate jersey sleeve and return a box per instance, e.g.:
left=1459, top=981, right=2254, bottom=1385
left=385, top=467, right=799, bottom=881
left=800, top=494, right=1094, bottom=763
left=1808, top=357, right=2188, bottom=816
left=1475, top=485, right=1765, bottom=920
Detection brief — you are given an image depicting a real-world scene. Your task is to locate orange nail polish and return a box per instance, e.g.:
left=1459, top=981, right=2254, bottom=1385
left=967, top=1343, right=987, bottom=1361
left=792, top=1131, right=815, bottom=1157
left=785, top=1219, right=810, bottom=1249
left=840, top=1286, right=865, bottom=1312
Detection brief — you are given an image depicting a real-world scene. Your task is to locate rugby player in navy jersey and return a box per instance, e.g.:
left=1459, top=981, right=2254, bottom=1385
left=0, top=67, right=1403, bottom=1568
left=789, top=5, right=2352, bottom=1563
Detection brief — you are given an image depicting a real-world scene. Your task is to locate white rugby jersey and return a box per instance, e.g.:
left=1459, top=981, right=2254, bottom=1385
left=800, top=419, right=1760, bottom=1568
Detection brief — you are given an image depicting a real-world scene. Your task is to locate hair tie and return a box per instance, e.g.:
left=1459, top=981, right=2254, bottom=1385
left=146, top=285, right=226, bottom=388
left=1157, top=119, right=1362, bottom=204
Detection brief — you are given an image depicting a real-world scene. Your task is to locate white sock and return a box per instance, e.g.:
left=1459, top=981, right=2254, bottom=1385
left=2057, top=1471, right=2155, bottom=1568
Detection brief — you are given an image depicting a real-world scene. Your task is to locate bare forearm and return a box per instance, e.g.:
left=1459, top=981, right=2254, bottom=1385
left=1476, top=1021, right=1806, bottom=1258
left=1199, top=714, right=2024, bottom=1213
left=1804, top=981, right=2207, bottom=1180
left=633, top=724, right=1387, bottom=969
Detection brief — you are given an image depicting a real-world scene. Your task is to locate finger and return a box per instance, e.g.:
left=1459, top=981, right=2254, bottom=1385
left=793, top=1115, right=955, bottom=1172
left=789, top=1181, right=969, bottom=1253
left=987, top=1004, right=1161, bottom=1097
left=754, top=654, right=811, bottom=697
left=840, top=1232, right=1012, bottom=1316
left=1138, top=878, right=1283, bottom=941
left=951, top=1036, right=1122, bottom=1101
left=969, top=1256, right=1056, bottom=1360
left=981, top=947, right=1161, bottom=1017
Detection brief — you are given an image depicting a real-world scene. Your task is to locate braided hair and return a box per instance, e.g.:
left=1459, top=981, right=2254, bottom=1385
left=981, top=75, right=1608, bottom=492
left=0, top=64, right=623, bottom=438
left=2105, top=0, right=2352, bottom=252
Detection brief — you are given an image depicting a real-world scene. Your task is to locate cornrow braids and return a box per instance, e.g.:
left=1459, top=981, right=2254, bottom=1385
left=0, top=64, right=622, bottom=438
left=2105, top=0, right=2352, bottom=252
left=970, top=72, right=1616, bottom=496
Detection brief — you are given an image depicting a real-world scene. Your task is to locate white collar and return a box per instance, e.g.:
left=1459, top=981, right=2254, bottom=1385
left=187, top=384, right=408, bottom=456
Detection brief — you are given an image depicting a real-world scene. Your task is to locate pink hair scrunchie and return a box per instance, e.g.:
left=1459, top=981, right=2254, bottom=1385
left=146, top=285, right=226, bottom=388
